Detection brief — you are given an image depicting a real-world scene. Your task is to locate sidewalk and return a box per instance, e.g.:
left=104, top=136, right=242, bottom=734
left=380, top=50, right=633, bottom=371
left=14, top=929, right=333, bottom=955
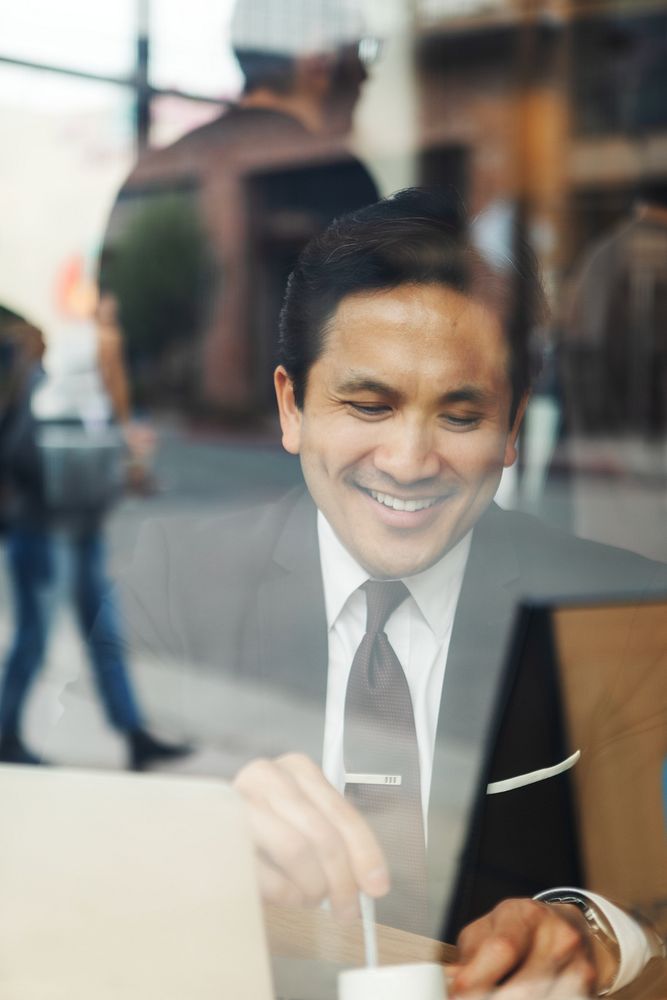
left=0, top=425, right=302, bottom=774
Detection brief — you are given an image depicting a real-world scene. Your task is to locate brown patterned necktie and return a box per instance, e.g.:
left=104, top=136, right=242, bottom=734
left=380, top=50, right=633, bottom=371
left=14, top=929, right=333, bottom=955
left=344, top=580, right=428, bottom=934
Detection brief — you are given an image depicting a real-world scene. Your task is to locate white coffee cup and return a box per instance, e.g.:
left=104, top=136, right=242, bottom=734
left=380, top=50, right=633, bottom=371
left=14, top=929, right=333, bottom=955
left=338, top=961, right=447, bottom=1000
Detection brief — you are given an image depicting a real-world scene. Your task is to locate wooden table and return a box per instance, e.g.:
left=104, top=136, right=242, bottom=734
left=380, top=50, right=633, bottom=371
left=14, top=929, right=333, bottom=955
left=265, top=905, right=456, bottom=1000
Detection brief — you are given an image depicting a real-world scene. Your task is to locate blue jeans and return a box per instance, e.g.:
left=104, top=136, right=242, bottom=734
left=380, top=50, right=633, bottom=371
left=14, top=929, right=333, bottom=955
left=0, top=528, right=142, bottom=739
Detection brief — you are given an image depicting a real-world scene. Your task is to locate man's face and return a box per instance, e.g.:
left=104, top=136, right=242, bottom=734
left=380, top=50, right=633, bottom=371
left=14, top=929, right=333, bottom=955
left=275, top=283, right=526, bottom=579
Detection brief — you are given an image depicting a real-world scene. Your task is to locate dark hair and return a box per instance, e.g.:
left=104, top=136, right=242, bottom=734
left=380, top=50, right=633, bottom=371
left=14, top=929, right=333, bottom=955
left=233, top=49, right=297, bottom=95
left=0, top=304, right=29, bottom=331
left=278, top=187, right=547, bottom=422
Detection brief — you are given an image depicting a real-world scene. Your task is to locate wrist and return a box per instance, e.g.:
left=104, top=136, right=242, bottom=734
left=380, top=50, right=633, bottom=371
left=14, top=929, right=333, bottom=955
left=550, top=902, right=620, bottom=994
left=536, top=892, right=620, bottom=995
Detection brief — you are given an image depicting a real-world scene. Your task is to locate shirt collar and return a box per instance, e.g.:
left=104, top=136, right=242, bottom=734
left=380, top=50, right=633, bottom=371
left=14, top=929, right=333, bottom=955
left=317, top=512, right=472, bottom=639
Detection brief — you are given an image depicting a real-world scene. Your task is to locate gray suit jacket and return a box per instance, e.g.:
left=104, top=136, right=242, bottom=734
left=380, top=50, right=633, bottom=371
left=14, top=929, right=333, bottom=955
left=112, top=488, right=666, bottom=940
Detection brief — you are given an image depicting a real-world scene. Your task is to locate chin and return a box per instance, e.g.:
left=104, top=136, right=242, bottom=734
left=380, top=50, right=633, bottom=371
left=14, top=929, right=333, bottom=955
left=358, top=550, right=433, bottom=581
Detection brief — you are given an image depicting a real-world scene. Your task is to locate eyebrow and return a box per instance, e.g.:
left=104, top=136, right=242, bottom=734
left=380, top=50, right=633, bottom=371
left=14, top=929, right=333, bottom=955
left=335, top=374, right=495, bottom=407
left=440, top=387, right=495, bottom=406
left=336, top=375, right=396, bottom=396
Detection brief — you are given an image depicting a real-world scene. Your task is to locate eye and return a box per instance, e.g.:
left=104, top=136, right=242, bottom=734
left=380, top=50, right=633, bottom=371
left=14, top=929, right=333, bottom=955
left=441, top=413, right=481, bottom=429
left=346, top=401, right=392, bottom=418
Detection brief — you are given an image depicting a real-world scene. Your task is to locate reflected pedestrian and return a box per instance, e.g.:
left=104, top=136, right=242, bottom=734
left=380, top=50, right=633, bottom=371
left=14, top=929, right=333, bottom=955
left=0, top=307, right=190, bottom=769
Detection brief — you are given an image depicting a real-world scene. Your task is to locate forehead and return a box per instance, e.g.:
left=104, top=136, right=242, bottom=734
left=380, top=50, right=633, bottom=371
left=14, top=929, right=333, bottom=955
left=322, top=283, right=511, bottom=386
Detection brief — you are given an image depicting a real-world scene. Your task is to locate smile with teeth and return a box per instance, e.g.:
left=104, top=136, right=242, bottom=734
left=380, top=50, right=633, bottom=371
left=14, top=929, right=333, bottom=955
left=367, top=489, right=440, bottom=512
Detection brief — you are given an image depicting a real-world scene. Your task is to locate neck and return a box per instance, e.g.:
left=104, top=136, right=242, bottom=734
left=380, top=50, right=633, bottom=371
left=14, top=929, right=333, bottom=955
left=239, top=89, right=324, bottom=134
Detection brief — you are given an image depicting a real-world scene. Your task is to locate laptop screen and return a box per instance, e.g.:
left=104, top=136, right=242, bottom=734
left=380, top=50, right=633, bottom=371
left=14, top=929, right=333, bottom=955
left=0, top=767, right=274, bottom=1000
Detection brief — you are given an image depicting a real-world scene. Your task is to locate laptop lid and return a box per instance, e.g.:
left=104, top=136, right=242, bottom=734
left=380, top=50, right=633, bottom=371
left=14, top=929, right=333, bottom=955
left=0, top=766, right=274, bottom=1000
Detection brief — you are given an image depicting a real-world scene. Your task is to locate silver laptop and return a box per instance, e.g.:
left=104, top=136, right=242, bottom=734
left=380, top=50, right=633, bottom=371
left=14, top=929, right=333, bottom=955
left=0, top=765, right=274, bottom=1000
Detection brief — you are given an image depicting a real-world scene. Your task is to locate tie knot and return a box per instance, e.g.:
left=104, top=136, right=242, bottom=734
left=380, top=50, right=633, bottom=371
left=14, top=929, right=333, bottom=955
left=363, top=580, right=409, bottom=636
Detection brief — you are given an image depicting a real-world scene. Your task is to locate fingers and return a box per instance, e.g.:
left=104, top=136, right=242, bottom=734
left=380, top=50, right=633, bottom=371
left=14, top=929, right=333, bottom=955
left=454, top=900, right=534, bottom=990
left=233, top=752, right=389, bottom=918
left=451, top=899, right=596, bottom=999
left=490, top=949, right=596, bottom=999
left=282, top=753, right=389, bottom=898
left=542, top=957, right=596, bottom=999
left=500, top=911, right=595, bottom=999
left=242, top=789, right=334, bottom=906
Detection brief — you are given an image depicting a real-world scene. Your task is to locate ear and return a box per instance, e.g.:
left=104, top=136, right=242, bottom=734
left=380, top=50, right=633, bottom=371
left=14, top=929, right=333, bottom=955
left=297, top=53, right=334, bottom=99
left=503, top=392, right=529, bottom=468
left=274, top=366, right=302, bottom=455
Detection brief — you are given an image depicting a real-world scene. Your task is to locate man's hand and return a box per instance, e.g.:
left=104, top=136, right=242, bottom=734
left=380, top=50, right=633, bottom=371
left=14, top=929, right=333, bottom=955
left=233, top=753, right=390, bottom=919
left=450, top=898, right=607, bottom=998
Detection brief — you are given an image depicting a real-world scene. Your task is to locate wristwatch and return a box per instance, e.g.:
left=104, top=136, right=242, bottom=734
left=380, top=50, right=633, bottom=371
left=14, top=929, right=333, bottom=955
left=535, top=891, right=621, bottom=996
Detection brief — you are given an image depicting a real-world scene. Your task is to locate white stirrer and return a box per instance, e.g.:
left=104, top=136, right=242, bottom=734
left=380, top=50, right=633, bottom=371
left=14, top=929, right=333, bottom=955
left=359, top=892, right=379, bottom=968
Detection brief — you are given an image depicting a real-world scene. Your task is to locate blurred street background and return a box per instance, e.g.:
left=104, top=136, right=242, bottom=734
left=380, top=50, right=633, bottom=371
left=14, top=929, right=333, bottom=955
left=0, top=421, right=302, bottom=770
left=1, top=0, right=666, bottom=770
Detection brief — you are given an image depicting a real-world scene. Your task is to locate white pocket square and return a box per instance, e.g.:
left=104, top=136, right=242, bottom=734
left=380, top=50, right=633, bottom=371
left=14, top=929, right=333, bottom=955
left=486, top=749, right=581, bottom=795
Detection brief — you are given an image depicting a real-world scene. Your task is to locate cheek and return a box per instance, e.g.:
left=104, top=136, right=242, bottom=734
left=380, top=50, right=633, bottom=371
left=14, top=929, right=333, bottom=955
left=304, top=418, right=378, bottom=471
left=441, top=430, right=508, bottom=478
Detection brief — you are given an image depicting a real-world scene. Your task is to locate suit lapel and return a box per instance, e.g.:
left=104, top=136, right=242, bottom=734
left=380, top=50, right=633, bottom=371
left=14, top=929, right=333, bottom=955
left=426, top=505, right=520, bottom=933
left=256, top=491, right=329, bottom=764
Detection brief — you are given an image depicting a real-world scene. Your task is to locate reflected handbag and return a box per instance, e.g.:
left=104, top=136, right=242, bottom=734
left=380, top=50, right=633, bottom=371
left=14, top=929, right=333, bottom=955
left=35, top=417, right=126, bottom=516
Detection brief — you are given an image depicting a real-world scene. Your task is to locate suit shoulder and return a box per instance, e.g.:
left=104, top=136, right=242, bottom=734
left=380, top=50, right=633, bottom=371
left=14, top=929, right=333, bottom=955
left=140, top=488, right=305, bottom=573
left=497, top=507, right=667, bottom=599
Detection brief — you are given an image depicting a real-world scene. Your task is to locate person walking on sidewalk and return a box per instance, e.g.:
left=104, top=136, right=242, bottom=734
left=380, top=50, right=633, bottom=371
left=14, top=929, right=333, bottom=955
left=0, top=306, right=190, bottom=770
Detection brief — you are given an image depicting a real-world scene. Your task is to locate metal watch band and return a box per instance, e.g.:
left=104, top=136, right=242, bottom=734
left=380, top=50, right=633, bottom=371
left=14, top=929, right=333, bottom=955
left=536, top=892, right=621, bottom=996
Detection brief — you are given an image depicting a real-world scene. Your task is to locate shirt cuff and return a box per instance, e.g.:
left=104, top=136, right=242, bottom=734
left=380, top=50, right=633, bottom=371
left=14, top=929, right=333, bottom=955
left=534, top=887, right=653, bottom=993
left=583, top=890, right=654, bottom=992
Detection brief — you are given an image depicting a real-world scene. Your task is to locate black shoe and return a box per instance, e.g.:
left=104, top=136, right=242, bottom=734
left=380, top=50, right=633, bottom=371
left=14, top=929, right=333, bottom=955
left=0, top=734, right=45, bottom=766
left=127, top=728, right=193, bottom=772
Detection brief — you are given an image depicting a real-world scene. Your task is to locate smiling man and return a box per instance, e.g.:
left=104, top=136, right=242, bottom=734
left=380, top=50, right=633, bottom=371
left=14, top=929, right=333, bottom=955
left=111, top=189, right=666, bottom=997
left=274, top=282, right=525, bottom=581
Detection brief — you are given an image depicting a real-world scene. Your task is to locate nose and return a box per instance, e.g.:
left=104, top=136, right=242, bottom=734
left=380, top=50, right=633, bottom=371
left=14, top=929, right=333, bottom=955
left=373, top=418, right=441, bottom=486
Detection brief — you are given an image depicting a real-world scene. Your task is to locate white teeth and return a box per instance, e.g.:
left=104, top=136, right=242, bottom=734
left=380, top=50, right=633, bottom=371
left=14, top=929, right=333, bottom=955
left=368, top=490, right=438, bottom=512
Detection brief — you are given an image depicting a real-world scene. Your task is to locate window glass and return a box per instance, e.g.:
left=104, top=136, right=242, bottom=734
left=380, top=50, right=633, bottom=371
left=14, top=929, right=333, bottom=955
left=571, top=12, right=667, bottom=135
left=150, top=94, right=223, bottom=149
left=0, top=64, right=134, bottom=333
left=0, top=0, right=136, bottom=77
left=417, top=0, right=513, bottom=21
left=148, top=0, right=242, bottom=98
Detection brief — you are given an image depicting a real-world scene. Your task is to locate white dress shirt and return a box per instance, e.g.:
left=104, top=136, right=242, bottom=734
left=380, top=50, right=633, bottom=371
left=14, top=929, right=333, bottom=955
left=316, top=512, right=653, bottom=993
left=318, top=511, right=471, bottom=831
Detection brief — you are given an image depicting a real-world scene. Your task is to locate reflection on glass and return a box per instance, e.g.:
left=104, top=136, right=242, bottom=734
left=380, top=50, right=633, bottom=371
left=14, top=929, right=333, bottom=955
left=148, top=0, right=242, bottom=98
left=0, top=65, right=133, bottom=335
left=150, top=94, right=224, bottom=149
left=0, top=3, right=665, bottom=997
left=418, top=0, right=511, bottom=22
left=0, top=0, right=136, bottom=76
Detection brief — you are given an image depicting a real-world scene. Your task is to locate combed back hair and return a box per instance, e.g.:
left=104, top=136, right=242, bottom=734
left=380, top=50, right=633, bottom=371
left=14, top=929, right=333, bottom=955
left=278, top=187, right=547, bottom=422
left=233, top=49, right=297, bottom=95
